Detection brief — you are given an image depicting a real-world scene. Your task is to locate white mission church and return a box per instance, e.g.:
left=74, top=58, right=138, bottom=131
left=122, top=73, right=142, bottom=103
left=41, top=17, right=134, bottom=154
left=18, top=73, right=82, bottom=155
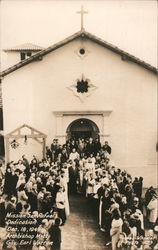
left=0, top=8, right=157, bottom=187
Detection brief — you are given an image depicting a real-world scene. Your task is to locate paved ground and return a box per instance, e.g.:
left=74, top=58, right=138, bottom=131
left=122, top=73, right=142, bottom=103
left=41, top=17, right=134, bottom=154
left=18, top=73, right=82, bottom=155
left=61, top=194, right=156, bottom=250
left=61, top=195, right=106, bottom=250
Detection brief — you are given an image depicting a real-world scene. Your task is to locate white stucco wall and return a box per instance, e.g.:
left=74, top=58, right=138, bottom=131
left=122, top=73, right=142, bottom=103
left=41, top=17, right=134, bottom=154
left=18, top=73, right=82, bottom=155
left=2, top=37, right=157, bottom=186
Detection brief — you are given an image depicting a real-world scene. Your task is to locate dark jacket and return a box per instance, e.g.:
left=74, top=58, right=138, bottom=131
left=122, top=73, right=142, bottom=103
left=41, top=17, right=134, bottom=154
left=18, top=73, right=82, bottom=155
left=49, top=225, right=61, bottom=247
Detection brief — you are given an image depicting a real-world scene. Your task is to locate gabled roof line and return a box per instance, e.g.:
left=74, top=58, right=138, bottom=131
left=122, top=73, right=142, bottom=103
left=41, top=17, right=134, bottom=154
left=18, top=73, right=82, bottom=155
left=0, top=29, right=157, bottom=77
left=5, top=124, right=47, bottom=137
left=83, top=31, right=158, bottom=74
left=0, top=30, right=83, bottom=78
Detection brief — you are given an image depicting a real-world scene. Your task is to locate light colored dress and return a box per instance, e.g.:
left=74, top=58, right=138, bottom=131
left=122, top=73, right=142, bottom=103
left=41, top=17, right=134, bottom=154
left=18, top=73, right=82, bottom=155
left=147, top=197, right=158, bottom=223
left=99, top=197, right=102, bottom=227
left=16, top=173, right=26, bottom=189
left=17, top=190, right=28, bottom=205
left=59, top=176, right=70, bottom=217
left=110, top=218, right=123, bottom=250
left=130, top=226, right=137, bottom=249
left=56, top=191, right=65, bottom=209
left=87, top=178, right=95, bottom=195
left=64, top=188, right=70, bottom=217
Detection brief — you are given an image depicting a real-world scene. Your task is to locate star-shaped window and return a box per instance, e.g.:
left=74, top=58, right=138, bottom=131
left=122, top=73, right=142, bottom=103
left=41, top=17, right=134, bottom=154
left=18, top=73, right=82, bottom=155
left=68, top=74, right=97, bottom=102
left=76, top=80, right=89, bottom=93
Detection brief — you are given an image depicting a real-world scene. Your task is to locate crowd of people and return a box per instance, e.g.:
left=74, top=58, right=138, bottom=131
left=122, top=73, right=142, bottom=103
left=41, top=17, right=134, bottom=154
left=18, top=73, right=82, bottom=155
left=0, top=137, right=157, bottom=250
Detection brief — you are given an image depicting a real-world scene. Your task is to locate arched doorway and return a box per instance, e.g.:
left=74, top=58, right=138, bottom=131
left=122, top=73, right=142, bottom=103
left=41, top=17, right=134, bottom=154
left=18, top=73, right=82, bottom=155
left=66, top=118, right=99, bottom=141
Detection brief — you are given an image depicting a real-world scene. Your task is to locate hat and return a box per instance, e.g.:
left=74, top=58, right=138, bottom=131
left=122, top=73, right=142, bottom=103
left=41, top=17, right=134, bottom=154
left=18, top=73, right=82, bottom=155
left=55, top=217, right=62, bottom=226
left=32, top=211, right=39, bottom=217
left=39, top=247, right=45, bottom=250
left=42, top=219, right=49, bottom=226
left=132, top=213, right=139, bottom=219
left=11, top=197, right=16, bottom=203
left=133, top=197, right=139, bottom=202
left=154, top=225, right=158, bottom=232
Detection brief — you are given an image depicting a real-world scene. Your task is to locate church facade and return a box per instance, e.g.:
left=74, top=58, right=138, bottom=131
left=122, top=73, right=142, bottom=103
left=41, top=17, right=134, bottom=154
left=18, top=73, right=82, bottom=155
left=0, top=29, right=157, bottom=187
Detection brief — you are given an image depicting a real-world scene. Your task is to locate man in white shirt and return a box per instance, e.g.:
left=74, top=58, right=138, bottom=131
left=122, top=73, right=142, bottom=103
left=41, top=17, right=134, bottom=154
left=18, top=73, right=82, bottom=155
left=69, top=148, right=80, bottom=162
left=56, top=186, right=66, bottom=225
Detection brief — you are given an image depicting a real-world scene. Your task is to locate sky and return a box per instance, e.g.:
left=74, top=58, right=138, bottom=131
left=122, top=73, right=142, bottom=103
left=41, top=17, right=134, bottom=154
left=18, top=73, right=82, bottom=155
left=0, top=0, right=157, bottom=67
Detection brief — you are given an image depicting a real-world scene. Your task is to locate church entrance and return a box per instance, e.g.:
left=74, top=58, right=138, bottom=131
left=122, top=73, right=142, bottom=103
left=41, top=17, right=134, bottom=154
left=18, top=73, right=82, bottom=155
left=66, top=118, right=99, bottom=141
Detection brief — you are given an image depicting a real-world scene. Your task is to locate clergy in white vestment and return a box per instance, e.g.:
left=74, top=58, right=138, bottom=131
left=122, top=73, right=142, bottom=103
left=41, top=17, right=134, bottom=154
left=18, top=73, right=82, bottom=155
left=87, top=173, right=95, bottom=196
left=56, top=186, right=66, bottom=225
left=69, top=148, right=80, bottom=162
left=59, top=170, right=70, bottom=217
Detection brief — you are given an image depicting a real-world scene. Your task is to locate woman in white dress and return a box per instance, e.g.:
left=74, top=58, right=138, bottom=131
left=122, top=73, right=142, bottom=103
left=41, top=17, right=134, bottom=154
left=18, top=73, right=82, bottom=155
left=16, top=172, right=26, bottom=189
left=147, top=193, right=158, bottom=226
left=17, top=184, right=28, bottom=206
left=110, top=210, right=123, bottom=250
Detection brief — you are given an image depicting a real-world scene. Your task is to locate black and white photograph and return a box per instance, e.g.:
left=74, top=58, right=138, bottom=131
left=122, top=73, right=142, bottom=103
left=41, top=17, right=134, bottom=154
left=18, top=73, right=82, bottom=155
left=0, top=0, right=157, bottom=249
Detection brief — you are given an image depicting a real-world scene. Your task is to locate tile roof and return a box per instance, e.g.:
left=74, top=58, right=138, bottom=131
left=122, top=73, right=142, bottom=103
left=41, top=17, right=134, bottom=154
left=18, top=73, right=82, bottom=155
left=3, top=43, right=44, bottom=52
left=0, top=29, right=157, bottom=77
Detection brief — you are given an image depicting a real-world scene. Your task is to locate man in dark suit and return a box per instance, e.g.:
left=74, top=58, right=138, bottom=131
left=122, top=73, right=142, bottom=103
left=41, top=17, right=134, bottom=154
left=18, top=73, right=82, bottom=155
left=86, top=138, right=94, bottom=156
left=94, top=138, right=101, bottom=156
left=51, top=139, right=58, bottom=162
left=68, top=161, right=78, bottom=194
left=102, top=141, right=111, bottom=154
left=49, top=218, right=61, bottom=250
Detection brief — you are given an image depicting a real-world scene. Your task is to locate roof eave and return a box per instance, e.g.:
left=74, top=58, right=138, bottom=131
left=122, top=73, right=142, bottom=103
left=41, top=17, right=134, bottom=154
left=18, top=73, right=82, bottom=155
left=0, top=30, right=83, bottom=77
left=0, top=29, right=157, bottom=77
left=3, top=49, right=42, bottom=52
left=83, top=31, right=158, bottom=75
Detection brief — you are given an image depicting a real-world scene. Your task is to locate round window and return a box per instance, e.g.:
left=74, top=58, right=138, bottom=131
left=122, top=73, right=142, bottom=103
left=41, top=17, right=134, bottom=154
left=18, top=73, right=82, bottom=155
left=79, top=48, right=85, bottom=55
